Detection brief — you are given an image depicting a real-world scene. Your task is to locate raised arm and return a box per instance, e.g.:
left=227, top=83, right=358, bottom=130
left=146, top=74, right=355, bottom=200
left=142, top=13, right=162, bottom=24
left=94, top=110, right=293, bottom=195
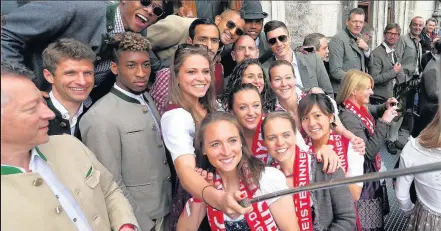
left=339, top=110, right=390, bottom=160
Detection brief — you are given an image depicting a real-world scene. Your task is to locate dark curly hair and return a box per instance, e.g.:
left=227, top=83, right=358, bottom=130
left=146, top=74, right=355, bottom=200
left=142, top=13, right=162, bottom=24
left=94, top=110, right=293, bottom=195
left=110, top=32, right=152, bottom=62
left=219, top=58, right=276, bottom=112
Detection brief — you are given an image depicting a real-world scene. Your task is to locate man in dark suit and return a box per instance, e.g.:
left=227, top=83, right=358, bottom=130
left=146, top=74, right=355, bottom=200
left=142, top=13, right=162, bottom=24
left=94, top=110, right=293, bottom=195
left=41, top=39, right=96, bottom=140
left=328, top=8, right=371, bottom=94
left=370, top=23, right=406, bottom=154
left=1, top=1, right=167, bottom=102
left=262, top=20, right=333, bottom=97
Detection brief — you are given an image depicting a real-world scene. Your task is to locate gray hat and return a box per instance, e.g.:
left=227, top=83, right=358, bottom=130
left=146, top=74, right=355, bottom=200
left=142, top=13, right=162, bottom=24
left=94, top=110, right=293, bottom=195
left=241, top=0, right=268, bottom=20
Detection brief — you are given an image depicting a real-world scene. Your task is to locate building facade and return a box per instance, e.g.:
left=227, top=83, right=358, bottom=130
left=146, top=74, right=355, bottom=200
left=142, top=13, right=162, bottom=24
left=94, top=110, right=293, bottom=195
left=261, top=0, right=441, bottom=48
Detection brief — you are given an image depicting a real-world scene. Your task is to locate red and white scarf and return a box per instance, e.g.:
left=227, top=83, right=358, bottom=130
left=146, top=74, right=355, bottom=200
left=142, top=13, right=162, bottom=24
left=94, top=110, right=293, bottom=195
left=207, top=172, right=277, bottom=231
left=304, top=131, right=349, bottom=173
left=251, top=116, right=272, bottom=165
left=343, top=100, right=381, bottom=171
left=272, top=146, right=313, bottom=231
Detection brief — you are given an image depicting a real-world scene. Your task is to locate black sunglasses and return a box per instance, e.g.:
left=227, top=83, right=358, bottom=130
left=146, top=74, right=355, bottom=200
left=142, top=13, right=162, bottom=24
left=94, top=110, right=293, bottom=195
left=220, top=16, right=244, bottom=37
left=140, top=0, right=164, bottom=17
left=267, top=35, right=288, bottom=46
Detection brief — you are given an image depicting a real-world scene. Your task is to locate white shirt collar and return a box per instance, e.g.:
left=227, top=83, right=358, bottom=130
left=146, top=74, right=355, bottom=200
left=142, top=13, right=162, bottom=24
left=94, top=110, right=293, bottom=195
left=1, top=148, right=42, bottom=173
left=113, top=83, right=147, bottom=105
left=382, top=42, right=395, bottom=54
left=49, top=91, right=84, bottom=121
left=256, top=37, right=260, bottom=47
left=275, top=50, right=298, bottom=66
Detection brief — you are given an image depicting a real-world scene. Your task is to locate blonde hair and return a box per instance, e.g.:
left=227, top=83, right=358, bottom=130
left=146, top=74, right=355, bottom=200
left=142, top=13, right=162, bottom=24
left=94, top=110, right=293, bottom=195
left=418, top=110, right=441, bottom=149
left=336, top=70, right=374, bottom=104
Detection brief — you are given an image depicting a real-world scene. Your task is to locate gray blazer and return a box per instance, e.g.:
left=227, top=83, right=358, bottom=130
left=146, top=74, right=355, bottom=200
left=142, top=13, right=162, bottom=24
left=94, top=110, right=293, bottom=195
left=1, top=2, right=166, bottom=91
left=312, top=163, right=357, bottom=230
left=328, top=29, right=368, bottom=93
left=263, top=51, right=334, bottom=96
left=395, top=34, right=422, bottom=78
left=369, top=44, right=406, bottom=100
left=339, top=103, right=390, bottom=161
left=80, top=88, right=172, bottom=231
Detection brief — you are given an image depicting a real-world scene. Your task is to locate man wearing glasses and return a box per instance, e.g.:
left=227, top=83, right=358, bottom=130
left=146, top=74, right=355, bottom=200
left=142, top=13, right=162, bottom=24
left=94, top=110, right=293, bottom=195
left=1, top=0, right=166, bottom=103
left=369, top=23, right=406, bottom=155
left=147, top=8, right=244, bottom=61
left=262, top=20, right=334, bottom=97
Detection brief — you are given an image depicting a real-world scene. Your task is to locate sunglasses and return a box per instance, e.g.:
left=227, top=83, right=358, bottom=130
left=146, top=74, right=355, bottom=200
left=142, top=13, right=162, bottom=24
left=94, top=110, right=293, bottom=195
left=220, top=16, right=244, bottom=37
left=140, top=0, right=164, bottom=17
left=267, top=35, right=288, bottom=46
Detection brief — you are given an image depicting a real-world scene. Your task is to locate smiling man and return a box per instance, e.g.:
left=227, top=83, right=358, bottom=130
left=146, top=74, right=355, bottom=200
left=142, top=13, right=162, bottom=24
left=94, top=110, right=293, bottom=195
left=1, top=60, right=139, bottom=231
left=80, top=32, right=171, bottom=231
left=262, top=20, right=334, bottom=97
left=1, top=0, right=166, bottom=103
left=42, top=39, right=95, bottom=140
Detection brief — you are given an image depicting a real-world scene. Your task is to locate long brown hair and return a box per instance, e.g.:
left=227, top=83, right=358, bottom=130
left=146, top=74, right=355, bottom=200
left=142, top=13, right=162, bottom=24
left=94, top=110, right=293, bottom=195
left=418, top=110, right=441, bottom=149
left=168, top=44, right=218, bottom=122
left=195, top=112, right=265, bottom=189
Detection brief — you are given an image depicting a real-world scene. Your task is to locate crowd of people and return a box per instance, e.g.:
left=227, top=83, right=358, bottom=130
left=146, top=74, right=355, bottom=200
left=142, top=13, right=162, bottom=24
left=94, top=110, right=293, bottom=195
left=1, top=1, right=440, bottom=231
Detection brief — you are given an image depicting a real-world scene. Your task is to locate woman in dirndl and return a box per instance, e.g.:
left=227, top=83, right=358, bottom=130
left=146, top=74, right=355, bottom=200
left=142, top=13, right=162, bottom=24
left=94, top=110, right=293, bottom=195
left=177, top=112, right=299, bottom=231
left=396, top=109, right=441, bottom=230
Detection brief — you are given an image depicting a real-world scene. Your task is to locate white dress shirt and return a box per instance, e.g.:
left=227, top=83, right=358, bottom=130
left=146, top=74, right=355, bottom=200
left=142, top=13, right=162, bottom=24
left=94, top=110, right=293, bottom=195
left=49, top=91, right=84, bottom=136
left=276, top=51, right=303, bottom=87
left=396, top=137, right=441, bottom=214
left=1, top=148, right=92, bottom=231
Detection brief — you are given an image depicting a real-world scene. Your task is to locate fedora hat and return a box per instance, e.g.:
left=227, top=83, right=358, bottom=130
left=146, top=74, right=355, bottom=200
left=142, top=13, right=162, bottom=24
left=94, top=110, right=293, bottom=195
left=241, top=0, right=268, bottom=20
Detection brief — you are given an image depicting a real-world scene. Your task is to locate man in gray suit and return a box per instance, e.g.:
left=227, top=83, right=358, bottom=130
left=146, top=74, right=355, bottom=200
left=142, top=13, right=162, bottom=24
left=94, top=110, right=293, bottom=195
left=80, top=32, right=171, bottom=231
left=328, top=8, right=371, bottom=95
left=395, top=16, right=424, bottom=128
left=262, top=20, right=334, bottom=97
left=370, top=23, right=406, bottom=154
left=1, top=1, right=166, bottom=102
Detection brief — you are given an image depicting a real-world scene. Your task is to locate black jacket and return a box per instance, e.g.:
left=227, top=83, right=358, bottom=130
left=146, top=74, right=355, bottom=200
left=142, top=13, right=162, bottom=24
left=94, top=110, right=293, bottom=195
left=46, top=97, right=86, bottom=140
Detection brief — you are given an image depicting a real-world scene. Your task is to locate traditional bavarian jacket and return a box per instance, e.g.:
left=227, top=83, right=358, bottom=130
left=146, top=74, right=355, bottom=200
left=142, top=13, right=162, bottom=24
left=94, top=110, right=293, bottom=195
left=1, top=135, right=138, bottom=231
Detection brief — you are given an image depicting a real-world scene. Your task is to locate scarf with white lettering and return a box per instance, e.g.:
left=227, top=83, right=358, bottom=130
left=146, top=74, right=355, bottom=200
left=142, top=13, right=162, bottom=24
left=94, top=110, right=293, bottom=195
left=272, top=146, right=313, bottom=231
left=252, top=116, right=272, bottom=165
left=343, top=100, right=381, bottom=171
left=207, top=172, right=277, bottom=231
left=304, top=131, right=349, bottom=173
